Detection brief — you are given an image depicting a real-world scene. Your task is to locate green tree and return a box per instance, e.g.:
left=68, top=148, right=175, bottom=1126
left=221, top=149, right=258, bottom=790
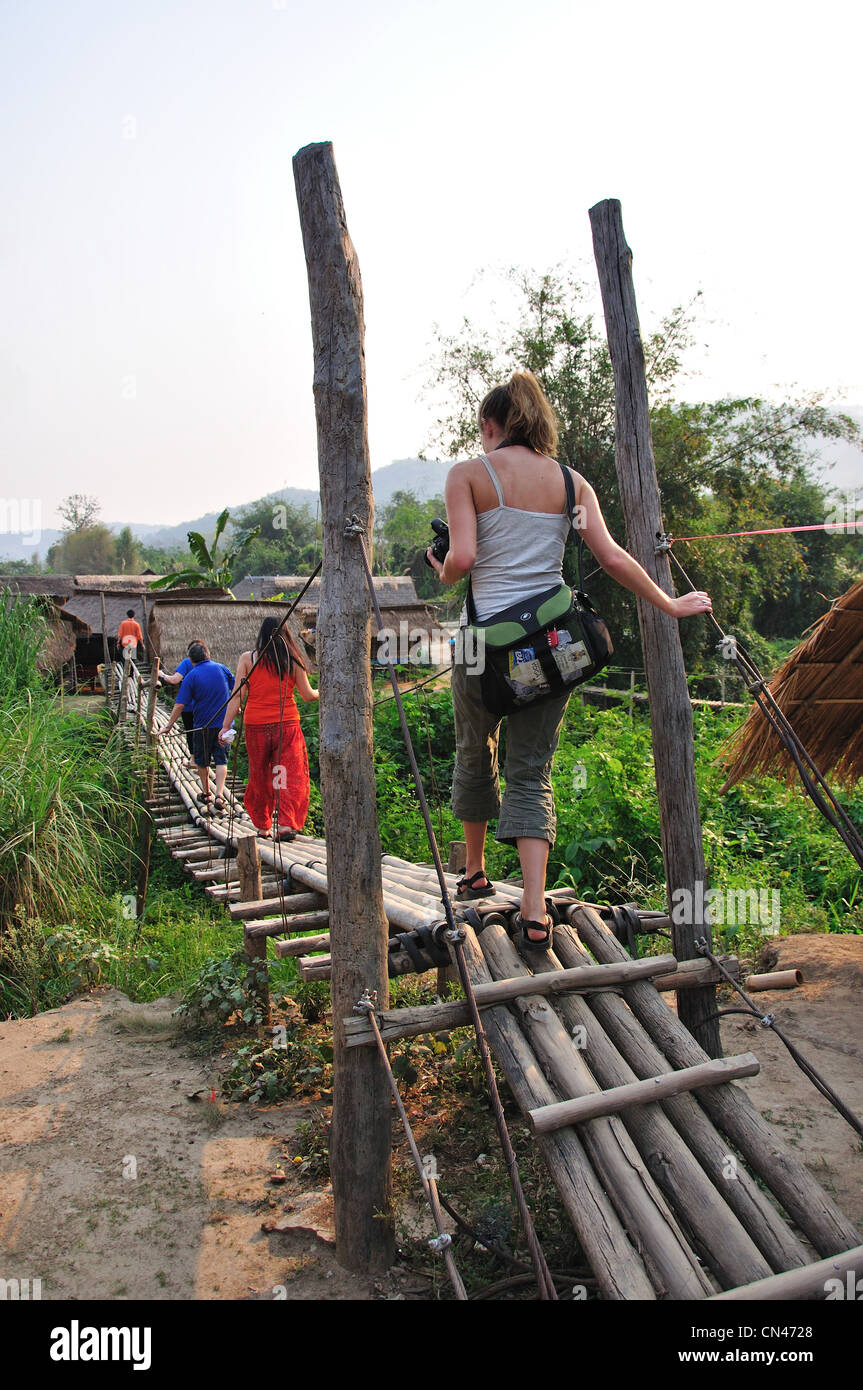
left=115, top=526, right=142, bottom=573
left=374, top=489, right=447, bottom=600
left=148, top=509, right=261, bottom=597
left=424, top=267, right=863, bottom=667
left=50, top=525, right=118, bottom=574
left=231, top=498, right=320, bottom=579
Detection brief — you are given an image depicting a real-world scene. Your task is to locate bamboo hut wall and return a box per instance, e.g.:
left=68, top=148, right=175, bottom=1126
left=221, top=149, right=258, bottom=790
left=148, top=599, right=313, bottom=676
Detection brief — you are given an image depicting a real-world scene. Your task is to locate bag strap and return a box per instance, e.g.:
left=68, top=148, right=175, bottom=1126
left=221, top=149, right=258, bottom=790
left=467, top=463, right=587, bottom=624
left=559, top=463, right=587, bottom=594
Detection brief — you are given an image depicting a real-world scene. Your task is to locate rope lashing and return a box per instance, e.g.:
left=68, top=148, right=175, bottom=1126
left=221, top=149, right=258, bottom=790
left=694, top=938, right=863, bottom=1141
left=598, top=903, right=642, bottom=958
left=353, top=989, right=468, bottom=1301
left=347, top=514, right=559, bottom=1302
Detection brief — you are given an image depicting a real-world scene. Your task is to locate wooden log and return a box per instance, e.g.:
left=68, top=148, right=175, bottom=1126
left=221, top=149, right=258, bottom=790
left=547, top=917, right=811, bottom=1273
left=238, top=834, right=269, bottom=1022
left=245, top=910, right=330, bottom=937
left=294, top=139, right=393, bottom=1273
left=453, top=925, right=657, bottom=1299
left=228, top=892, right=326, bottom=921
left=477, top=924, right=712, bottom=1299
left=525, top=934, right=775, bottom=1287
left=652, top=955, right=738, bottom=990
left=709, top=1243, right=863, bottom=1302
left=571, top=904, right=860, bottom=1257
left=207, top=880, right=285, bottom=904
left=745, top=969, right=802, bottom=991
left=341, top=953, right=677, bottom=1039
left=590, top=198, right=719, bottom=1058
left=529, top=1053, right=760, bottom=1133
left=273, top=932, right=332, bottom=958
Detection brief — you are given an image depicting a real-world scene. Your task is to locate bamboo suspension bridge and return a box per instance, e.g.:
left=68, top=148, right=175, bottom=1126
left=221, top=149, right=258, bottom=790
left=111, top=650, right=863, bottom=1301
left=92, top=151, right=863, bottom=1301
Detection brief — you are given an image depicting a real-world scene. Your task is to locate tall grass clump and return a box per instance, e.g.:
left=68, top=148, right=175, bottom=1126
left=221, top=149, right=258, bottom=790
left=0, top=596, right=126, bottom=1012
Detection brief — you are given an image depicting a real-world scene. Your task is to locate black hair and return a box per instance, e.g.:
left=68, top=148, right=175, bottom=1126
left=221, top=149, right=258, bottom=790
left=255, top=617, right=307, bottom=677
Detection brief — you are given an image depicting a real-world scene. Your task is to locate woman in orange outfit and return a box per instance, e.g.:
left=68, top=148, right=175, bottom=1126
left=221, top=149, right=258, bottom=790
left=219, top=617, right=318, bottom=840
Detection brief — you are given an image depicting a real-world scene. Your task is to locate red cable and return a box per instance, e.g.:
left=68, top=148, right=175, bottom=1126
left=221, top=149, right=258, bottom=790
left=673, top=521, right=863, bottom=543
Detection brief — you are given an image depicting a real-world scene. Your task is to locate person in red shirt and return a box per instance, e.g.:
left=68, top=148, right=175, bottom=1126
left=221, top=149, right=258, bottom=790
left=219, top=618, right=318, bottom=839
left=117, top=609, right=144, bottom=658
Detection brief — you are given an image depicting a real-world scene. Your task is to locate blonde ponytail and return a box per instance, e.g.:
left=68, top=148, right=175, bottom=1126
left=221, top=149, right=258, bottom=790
left=479, top=370, right=558, bottom=457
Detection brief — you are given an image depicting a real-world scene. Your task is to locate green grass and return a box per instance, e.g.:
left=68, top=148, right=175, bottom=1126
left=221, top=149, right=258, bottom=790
left=2, top=601, right=860, bottom=1020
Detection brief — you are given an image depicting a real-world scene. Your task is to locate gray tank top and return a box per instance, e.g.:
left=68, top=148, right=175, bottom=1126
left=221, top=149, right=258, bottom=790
left=467, top=455, right=572, bottom=622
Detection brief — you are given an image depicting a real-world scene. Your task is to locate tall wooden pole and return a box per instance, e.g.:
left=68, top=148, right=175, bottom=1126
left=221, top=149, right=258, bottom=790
left=590, top=199, right=720, bottom=1057
left=293, top=141, right=394, bottom=1272
left=99, top=590, right=113, bottom=708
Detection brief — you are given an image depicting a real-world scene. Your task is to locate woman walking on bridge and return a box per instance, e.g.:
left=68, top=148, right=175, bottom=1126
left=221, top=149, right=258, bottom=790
left=427, top=370, right=711, bottom=949
left=220, top=617, right=318, bottom=840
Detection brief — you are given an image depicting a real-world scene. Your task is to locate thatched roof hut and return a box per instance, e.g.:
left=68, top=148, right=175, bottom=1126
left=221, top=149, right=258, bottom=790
left=73, top=574, right=165, bottom=591
left=148, top=598, right=312, bottom=675
left=721, top=580, right=863, bottom=790
left=233, top=574, right=420, bottom=607
left=296, top=601, right=451, bottom=667
left=38, top=608, right=90, bottom=673
left=0, top=575, right=76, bottom=600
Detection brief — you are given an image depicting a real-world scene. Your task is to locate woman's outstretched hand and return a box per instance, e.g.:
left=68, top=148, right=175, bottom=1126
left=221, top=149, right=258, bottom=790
left=671, top=590, right=713, bottom=619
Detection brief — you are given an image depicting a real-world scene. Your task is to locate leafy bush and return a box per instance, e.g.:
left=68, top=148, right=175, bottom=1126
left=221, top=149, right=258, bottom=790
left=223, top=1031, right=333, bottom=1103
left=175, top=949, right=270, bottom=1032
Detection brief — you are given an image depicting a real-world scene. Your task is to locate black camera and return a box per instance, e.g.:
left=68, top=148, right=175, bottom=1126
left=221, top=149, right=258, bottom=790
left=424, top=517, right=450, bottom=568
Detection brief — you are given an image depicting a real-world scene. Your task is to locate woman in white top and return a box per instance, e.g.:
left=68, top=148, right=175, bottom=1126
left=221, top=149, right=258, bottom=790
left=428, top=370, right=712, bottom=948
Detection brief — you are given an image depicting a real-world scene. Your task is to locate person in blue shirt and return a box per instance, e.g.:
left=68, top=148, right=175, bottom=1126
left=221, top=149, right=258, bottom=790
left=160, top=642, right=235, bottom=811
left=160, top=639, right=205, bottom=767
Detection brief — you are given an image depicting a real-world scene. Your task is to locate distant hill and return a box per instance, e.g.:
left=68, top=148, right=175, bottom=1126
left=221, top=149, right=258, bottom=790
left=0, top=459, right=451, bottom=563
left=2, top=424, right=857, bottom=566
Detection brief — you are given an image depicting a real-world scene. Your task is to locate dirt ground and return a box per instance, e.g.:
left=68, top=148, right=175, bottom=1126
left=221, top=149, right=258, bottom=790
left=1, top=933, right=861, bottom=1301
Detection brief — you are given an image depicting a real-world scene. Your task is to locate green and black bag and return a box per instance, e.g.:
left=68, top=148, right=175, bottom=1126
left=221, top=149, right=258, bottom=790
left=465, top=466, right=613, bottom=717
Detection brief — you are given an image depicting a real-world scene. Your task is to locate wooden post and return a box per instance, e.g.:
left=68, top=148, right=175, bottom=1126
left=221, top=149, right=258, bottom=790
left=118, top=648, right=131, bottom=726
left=628, top=668, right=636, bottom=718
left=590, top=199, right=720, bottom=1057
left=294, top=140, right=394, bottom=1273
left=135, top=659, right=162, bottom=920
left=99, top=590, right=113, bottom=708
left=144, top=658, right=161, bottom=800
left=239, top=835, right=269, bottom=1024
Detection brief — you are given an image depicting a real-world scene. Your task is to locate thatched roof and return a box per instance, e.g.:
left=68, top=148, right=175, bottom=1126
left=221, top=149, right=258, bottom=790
left=148, top=599, right=312, bottom=675
left=721, top=581, right=863, bottom=790
left=73, top=574, right=165, bottom=591
left=0, top=575, right=76, bottom=598
left=233, top=574, right=420, bottom=607
left=297, top=602, right=450, bottom=665
left=63, top=590, right=152, bottom=638
left=38, top=609, right=89, bottom=672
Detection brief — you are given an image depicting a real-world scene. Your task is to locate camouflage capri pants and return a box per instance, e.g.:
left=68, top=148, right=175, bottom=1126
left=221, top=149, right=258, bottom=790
left=450, top=655, right=571, bottom=847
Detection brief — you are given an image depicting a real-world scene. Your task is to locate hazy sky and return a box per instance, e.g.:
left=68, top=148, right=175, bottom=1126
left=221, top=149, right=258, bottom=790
left=2, top=0, right=861, bottom=530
